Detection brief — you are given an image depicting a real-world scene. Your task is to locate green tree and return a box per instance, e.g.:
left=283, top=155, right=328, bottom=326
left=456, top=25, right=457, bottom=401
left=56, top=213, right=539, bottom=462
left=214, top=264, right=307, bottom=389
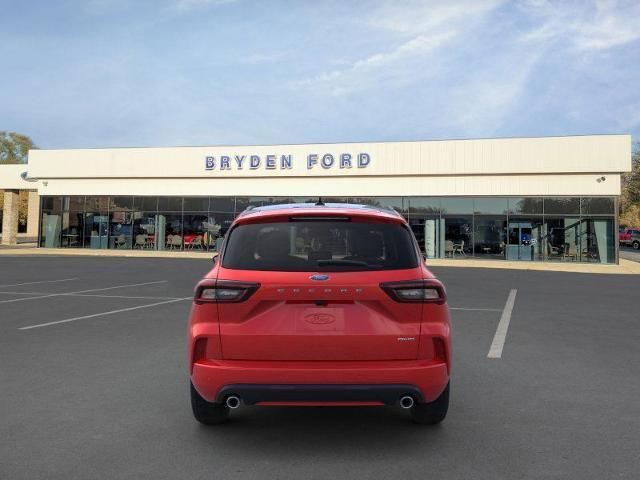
left=0, top=131, right=36, bottom=164
left=0, top=132, right=37, bottom=231
left=620, top=142, right=640, bottom=227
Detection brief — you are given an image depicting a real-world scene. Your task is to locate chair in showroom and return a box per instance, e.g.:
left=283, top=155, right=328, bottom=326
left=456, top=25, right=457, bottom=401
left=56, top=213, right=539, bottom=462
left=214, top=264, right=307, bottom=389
left=582, top=247, right=598, bottom=261
left=444, top=240, right=454, bottom=257
left=452, top=240, right=466, bottom=256
left=115, top=235, right=127, bottom=249
left=189, top=235, right=204, bottom=250
left=547, top=241, right=561, bottom=259
left=562, top=243, right=577, bottom=261
left=170, top=235, right=183, bottom=250
left=134, top=234, right=147, bottom=249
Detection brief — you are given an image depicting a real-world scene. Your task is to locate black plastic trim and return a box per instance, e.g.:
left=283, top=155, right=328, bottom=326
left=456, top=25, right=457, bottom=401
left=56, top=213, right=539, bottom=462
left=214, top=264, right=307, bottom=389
left=215, top=384, right=424, bottom=405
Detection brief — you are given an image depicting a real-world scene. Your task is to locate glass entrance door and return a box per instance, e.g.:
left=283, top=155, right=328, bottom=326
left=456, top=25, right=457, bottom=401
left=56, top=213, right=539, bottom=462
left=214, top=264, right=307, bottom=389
left=507, top=222, right=539, bottom=261
left=85, top=214, right=109, bottom=249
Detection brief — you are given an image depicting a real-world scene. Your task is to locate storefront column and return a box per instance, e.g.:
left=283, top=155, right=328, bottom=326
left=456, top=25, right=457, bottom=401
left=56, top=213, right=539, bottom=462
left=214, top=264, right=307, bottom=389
left=26, top=190, right=40, bottom=238
left=1, top=189, right=20, bottom=246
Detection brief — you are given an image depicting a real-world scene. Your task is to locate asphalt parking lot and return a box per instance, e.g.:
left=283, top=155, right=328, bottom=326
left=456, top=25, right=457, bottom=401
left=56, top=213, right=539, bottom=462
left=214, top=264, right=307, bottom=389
left=620, top=245, right=640, bottom=263
left=1, top=256, right=639, bottom=480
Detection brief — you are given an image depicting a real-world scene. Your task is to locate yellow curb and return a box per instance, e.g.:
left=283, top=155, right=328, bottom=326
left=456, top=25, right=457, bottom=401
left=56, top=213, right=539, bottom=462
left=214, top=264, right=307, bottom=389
left=425, top=258, right=639, bottom=275
left=619, top=259, right=640, bottom=274
left=0, top=247, right=214, bottom=260
left=0, top=247, right=638, bottom=274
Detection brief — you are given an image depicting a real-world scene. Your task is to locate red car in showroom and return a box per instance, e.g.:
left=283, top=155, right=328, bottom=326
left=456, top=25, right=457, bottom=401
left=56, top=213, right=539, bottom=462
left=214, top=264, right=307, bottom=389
left=188, top=203, right=451, bottom=424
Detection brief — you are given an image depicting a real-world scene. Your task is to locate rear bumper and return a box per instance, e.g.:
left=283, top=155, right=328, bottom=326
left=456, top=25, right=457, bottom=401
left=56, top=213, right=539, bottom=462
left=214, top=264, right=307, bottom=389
left=216, top=384, right=423, bottom=405
left=191, top=359, right=449, bottom=404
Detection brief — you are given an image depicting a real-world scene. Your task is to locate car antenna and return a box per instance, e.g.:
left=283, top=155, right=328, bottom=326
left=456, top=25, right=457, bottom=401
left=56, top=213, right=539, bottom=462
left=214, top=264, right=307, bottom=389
left=315, top=197, right=325, bottom=206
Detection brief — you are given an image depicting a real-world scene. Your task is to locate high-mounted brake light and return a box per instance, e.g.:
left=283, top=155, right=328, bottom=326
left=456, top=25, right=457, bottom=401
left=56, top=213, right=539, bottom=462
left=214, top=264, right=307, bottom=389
left=194, top=280, right=260, bottom=304
left=289, top=216, right=351, bottom=222
left=380, top=280, right=446, bottom=304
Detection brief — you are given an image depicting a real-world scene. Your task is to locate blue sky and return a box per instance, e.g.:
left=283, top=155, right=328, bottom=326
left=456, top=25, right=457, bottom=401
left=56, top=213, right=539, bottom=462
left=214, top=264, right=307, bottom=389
left=1, top=0, right=639, bottom=149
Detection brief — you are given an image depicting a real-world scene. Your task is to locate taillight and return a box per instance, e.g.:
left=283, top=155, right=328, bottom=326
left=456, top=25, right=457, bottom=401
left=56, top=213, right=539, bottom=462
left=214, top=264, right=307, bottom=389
left=380, top=280, right=446, bottom=304
left=194, top=280, right=260, bottom=304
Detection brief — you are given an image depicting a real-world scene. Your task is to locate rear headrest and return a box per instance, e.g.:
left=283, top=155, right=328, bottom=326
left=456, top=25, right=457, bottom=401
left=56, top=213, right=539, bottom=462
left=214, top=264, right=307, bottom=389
left=255, top=229, right=290, bottom=260
left=349, top=230, right=384, bottom=258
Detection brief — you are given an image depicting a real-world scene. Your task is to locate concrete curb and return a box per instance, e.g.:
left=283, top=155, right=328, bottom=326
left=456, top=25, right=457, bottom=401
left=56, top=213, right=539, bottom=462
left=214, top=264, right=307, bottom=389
left=0, top=247, right=214, bottom=259
left=0, top=247, right=638, bottom=274
left=425, top=258, right=640, bottom=275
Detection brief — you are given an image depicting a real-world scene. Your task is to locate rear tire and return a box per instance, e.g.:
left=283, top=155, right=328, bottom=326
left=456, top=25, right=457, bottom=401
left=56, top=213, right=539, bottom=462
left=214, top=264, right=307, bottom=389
left=190, top=382, right=229, bottom=425
left=633, top=241, right=640, bottom=250
left=411, top=382, right=449, bottom=425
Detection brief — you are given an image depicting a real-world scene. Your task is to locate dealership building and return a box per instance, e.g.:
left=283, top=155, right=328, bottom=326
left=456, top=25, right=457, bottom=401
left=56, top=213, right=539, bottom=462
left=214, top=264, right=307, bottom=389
left=0, top=134, right=631, bottom=264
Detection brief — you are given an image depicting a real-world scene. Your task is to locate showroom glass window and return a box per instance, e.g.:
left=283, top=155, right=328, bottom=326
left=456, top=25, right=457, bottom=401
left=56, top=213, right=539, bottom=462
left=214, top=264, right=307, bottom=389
left=579, top=197, right=615, bottom=263
left=407, top=198, right=442, bottom=258
left=543, top=197, right=581, bottom=262
left=183, top=197, right=209, bottom=251
left=40, top=196, right=63, bottom=247
left=440, top=198, right=473, bottom=258
left=38, top=195, right=617, bottom=264
left=132, top=197, right=158, bottom=250
left=208, top=197, right=236, bottom=252
left=156, top=197, right=183, bottom=250
left=61, top=196, right=84, bottom=248
left=109, top=196, right=133, bottom=249
left=507, top=198, right=544, bottom=261
left=83, top=196, right=109, bottom=249
left=473, top=198, right=508, bottom=260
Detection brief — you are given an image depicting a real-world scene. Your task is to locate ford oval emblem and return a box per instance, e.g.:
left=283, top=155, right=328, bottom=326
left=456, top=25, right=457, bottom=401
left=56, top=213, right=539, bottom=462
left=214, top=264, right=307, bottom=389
left=305, top=313, right=335, bottom=324
left=310, top=274, right=330, bottom=281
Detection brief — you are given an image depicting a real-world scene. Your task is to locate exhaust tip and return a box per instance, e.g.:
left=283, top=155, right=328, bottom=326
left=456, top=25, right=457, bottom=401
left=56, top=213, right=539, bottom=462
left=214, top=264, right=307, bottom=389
left=226, top=395, right=241, bottom=409
left=399, top=395, right=414, bottom=409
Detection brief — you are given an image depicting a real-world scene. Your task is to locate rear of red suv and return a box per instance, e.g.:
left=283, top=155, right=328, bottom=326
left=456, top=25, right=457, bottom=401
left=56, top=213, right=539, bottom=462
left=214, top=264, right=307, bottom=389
left=188, top=203, right=451, bottom=424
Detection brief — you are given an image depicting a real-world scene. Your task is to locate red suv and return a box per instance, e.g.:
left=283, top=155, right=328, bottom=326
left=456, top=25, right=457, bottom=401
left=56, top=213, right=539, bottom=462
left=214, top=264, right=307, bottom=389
left=188, top=203, right=451, bottom=424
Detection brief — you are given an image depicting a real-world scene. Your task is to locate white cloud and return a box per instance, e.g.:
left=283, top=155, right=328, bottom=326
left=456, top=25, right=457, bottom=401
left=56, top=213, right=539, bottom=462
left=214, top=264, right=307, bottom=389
left=298, top=31, right=455, bottom=95
left=297, top=0, right=505, bottom=96
left=519, top=0, right=640, bottom=51
left=351, top=32, right=455, bottom=70
left=173, top=0, right=238, bottom=11
left=369, top=0, right=505, bottom=35
left=441, top=52, right=542, bottom=136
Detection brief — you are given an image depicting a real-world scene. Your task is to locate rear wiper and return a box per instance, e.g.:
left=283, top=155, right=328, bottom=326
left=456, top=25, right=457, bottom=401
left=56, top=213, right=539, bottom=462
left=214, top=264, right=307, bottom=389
left=316, top=259, right=381, bottom=268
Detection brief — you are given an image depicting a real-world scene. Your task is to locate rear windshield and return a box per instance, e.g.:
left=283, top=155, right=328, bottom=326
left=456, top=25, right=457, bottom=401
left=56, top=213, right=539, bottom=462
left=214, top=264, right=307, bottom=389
left=221, top=220, right=419, bottom=271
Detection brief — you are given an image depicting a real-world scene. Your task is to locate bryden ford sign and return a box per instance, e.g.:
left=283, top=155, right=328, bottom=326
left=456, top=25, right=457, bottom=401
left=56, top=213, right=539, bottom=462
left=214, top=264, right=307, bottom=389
left=205, top=153, right=371, bottom=171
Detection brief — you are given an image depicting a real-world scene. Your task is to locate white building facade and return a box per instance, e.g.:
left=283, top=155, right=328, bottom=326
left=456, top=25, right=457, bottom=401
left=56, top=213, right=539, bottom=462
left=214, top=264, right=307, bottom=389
left=0, top=134, right=632, bottom=263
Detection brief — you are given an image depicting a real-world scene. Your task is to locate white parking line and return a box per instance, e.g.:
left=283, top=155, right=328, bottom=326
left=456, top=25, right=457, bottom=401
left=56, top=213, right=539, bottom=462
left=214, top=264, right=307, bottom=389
left=487, top=289, right=518, bottom=359
left=0, top=291, right=46, bottom=296
left=450, top=307, right=502, bottom=312
left=65, top=293, right=183, bottom=300
left=19, top=297, right=192, bottom=330
left=0, top=281, right=168, bottom=305
left=0, top=291, right=182, bottom=300
left=0, top=278, right=79, bottom=288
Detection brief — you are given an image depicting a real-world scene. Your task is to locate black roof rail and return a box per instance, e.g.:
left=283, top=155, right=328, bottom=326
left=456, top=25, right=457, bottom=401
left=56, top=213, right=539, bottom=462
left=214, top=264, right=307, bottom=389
left=388, top=207, right=404, bottom=218
left=237, top=205, right=255, bottom=217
